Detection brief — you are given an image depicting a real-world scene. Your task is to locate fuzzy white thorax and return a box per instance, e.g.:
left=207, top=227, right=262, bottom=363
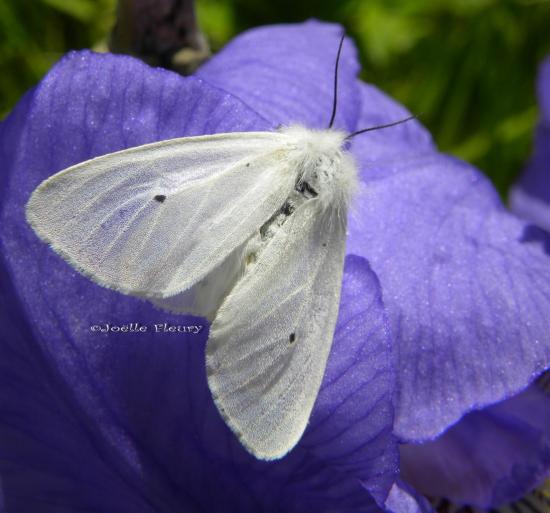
left=277, top=124, right=358, bottom=212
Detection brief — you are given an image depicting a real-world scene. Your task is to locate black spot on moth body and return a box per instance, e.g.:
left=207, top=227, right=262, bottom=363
left=259, top=201, right=295, bottom=239
left=282, top=202, right=295, bottom=216
left=154, top=194, right=166, bottom=203
left=289, top=333, right=296, bottom=344
left=296, top=181, right=318, bottom=198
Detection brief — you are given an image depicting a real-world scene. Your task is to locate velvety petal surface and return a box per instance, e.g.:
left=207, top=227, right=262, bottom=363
left=197, top=20, right=361, bottom=132
left=0, top=41, right=396, bottom=511
left=0, top=251, right=394, bottom=512
left=510, top=56, right=550, bottom=232
left=400, top=382, right=550, bottom=508
left=347, top=81, right=550, bottom=441
left=348, top=83, right=435, bottom=174
left=304, top=255, right=396, bottom=504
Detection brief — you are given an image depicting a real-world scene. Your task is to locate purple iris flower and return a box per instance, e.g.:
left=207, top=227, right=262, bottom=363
left=0, top=20, right=549, bottom=513
left=396, top=54, right=550, bottom=511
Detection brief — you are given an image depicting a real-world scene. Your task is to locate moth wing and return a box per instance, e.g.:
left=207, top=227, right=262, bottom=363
left=206, top=200, right=347, bottom=459
left=150, top=240, right=247, bottom=319
left=26, top=132, right=296, bottom=305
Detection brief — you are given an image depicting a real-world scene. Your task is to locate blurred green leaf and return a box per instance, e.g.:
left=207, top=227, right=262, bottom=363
left=196, top=0, right=236, bottom=49
left=350, top=3, right=431, bottom=66
left=40, top=0, right=97, bottom=22
left=496, top=107, right=538, bottom=142
left=0, top=0, right=115, bottom=116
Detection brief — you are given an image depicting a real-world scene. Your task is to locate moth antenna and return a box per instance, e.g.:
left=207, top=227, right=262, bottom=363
left=328, top=32, right=346, bottom=129
left=346, top=114, right=419, bottom=140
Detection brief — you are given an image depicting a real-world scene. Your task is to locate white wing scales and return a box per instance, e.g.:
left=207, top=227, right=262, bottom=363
left=151, top=240, right=247, bottom=319
left=206, top=200, right=347, bottom=459
left=26, top=132, right=294, bottom=307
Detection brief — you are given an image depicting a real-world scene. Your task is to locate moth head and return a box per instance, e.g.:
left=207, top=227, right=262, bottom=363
left=279, top=124, right=358, bottom=212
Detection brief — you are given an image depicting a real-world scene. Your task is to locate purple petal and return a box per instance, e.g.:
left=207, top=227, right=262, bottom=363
left=0, top=255, right=394, bottom=512
left=0, top=258, right=159, bottom=513
left=349, top=83, right=435, bottom=178
left=347, top=83, right=550, bottom=441
left=385, top=480, right=436, bottom=513
left=406, top=52, right=550, bottom=505
left=510, top=56, right=550, bottom=232
left=400, top=382, right=550, bottom=508
left=0, top=48, right=396, bottom=511
left=304, top=255, right=397, bottom=505
left=197, top=20, right=361, bottom=131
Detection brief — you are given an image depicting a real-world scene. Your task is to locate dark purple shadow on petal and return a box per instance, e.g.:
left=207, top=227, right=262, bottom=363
left=510, top=56, right=550, bottom=232
left=197, top=20, right=361, bottom=132
left=347, top=139, right=550, bottom=441
left=0, top=50, right=396, bottom=511
left=400, top=384, right=550, bottom=509
left=520, top=224, right=550, bottom=256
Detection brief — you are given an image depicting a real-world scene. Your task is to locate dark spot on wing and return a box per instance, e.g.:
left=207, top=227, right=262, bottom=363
left=246, top=162, right=250, bottom=167
left=245, top=252, right=257, bottom=266
left=154, top=194, right=166, bottom=203
left=289, top=332, right=296, bottom=344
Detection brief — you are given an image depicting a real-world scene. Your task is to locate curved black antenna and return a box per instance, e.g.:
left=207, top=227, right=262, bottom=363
left=328, top=32, right=346, bottom=129
left=345, top=114, right=418, bottom=140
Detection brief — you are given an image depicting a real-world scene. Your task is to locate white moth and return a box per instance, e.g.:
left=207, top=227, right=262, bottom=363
left=26, top=124, right=356, bottom=458
left=25, top=36, right=413, bottom=460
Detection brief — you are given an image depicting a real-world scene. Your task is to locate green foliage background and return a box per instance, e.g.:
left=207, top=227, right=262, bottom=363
left=2, top=0, right=549, bottom=195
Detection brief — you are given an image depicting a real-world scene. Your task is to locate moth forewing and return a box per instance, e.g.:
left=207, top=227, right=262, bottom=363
left=25, top=132, right=295, bottom=307
left=150, top=240, right=249, bottom=319
left=205, top=130, right=354, bottom=459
